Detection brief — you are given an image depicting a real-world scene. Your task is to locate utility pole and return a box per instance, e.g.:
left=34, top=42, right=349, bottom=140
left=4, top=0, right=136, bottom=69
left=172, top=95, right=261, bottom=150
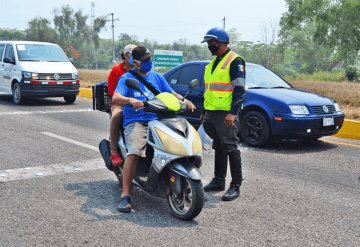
left=106, top=13, right=119, bottom=64
left=90, top=2, right=95, bottom=29
left=222, top=17, right=226, bottom=30
left=91, top=2, right=98, bottom=69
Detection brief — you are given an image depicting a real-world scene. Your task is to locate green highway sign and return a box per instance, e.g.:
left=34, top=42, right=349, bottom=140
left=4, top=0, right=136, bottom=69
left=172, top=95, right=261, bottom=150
left=153, top=50, right=183, bottom=67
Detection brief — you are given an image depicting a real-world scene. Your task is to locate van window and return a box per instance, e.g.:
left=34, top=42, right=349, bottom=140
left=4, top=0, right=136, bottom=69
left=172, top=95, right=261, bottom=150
left=0, top=44, right=5, bottom=61
left=4, top=45, right=15, bottom=62
left=16, top=44, right=68, bottom=62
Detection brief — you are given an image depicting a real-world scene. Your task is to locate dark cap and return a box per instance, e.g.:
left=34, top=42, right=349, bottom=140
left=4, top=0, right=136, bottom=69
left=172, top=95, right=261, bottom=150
left=131, top=46, right=151, bottom=61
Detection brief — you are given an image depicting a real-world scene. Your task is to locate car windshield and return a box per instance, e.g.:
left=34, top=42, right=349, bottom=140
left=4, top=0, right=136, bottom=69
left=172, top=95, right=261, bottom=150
left=16, top=44, right=69, bottom=62
left=246, top=64, right=291, bottom=89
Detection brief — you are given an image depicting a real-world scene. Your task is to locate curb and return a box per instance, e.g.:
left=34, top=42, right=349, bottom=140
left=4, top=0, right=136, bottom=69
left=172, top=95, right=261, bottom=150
left=78, top=88, right=360, bottom=140
left=334, top=119, right=360, bottom=140
left=78, top=88, right=93, bottom=99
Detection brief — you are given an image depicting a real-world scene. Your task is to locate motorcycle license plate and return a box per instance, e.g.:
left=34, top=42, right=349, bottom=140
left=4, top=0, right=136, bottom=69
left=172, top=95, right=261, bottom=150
left=323, top=117, right=334, bottom=126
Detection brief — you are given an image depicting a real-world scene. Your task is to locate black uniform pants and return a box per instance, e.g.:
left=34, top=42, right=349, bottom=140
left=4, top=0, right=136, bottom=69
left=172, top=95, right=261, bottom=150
left=203, top=110, right=243, bottom=186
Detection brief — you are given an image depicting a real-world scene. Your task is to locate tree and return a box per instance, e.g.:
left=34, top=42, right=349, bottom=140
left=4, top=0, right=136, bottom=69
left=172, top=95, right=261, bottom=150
left=52, top=5, right=106, bottom=68
left=53, top=5, right=76, bottom=45
left=0, top=28, right=25, bottom=40
left=25, top=17, right=58, bottom=43
left=280, top=0, right=360, bottom=67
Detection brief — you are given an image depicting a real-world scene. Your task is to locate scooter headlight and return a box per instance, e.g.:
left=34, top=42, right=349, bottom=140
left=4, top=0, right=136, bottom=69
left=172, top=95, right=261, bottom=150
left=191, top=125, right=202, bottom=154
left=154, top=128, right=188, bottom=156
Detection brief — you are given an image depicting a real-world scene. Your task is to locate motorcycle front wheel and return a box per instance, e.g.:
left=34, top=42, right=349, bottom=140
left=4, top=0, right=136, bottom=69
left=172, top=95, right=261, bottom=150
left=167, top=177, right=204, bottom=221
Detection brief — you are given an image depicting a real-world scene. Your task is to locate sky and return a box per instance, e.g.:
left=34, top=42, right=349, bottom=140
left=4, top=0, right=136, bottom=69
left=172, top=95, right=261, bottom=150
left=0, top=0, right=288, bottom=45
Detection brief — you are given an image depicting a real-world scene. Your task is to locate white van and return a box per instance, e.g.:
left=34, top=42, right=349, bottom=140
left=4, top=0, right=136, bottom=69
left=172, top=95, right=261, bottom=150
left=0, top=41, right=79, bottom=104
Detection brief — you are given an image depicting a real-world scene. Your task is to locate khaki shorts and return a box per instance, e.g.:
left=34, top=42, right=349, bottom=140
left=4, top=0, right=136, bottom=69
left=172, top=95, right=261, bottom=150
left=124, top=122, right=148, bottom=157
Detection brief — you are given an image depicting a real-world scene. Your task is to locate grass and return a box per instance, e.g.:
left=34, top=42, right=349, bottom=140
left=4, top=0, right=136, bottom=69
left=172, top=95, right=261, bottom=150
left=79, top=69, right=109, bottom=87
left=79, top=69, right=360, bottom=120
left=289, top=80, right=360, bottom=120
left=284, top=71, right=347, bottom=82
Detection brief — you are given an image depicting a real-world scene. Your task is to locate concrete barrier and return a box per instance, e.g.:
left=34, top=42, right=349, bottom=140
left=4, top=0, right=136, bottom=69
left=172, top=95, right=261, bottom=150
left=78, top=88, right=93, bottom=99
left=335, top=119, right=360, bottom=140
left=78, top=88, right=360, bottom=140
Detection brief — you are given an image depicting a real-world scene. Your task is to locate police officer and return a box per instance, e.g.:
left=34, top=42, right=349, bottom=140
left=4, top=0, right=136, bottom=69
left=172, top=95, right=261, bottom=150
left=201, top=27, right=246, bottom=201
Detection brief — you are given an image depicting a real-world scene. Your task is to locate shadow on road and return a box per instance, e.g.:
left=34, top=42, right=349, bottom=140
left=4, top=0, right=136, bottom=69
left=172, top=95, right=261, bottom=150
left=0, top=95, right=70, bottom=106
left=245, top=138, right=338, bottom=154
left=64, top=178, right=218, bottom=227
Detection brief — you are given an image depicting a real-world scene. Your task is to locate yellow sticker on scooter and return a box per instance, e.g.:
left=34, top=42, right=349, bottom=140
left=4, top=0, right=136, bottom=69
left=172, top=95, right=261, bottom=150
left=156, top=92, right=181, bottom=111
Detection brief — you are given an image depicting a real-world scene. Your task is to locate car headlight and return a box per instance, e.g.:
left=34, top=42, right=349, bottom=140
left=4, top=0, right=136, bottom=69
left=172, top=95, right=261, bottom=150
left=71, top=72, right=79, bottom=80
left=334, top=103, right=341, bottom=112
left=289, top=105, right=309, bottom=115
left=22, top=71, right=39, bottom=80
left=23, top=71, right=32, bottom=79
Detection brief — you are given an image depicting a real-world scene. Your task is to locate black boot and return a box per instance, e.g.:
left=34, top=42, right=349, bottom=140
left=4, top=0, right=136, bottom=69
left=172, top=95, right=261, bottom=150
left=228, top=150, right=243, bottom=187
left=222, top=150, right=242, bottom=201
left=204, top=178, right=225, bottom=192
left=222, top=186, right=240, bottom=201
left=204, top=147, right=227, bottom=192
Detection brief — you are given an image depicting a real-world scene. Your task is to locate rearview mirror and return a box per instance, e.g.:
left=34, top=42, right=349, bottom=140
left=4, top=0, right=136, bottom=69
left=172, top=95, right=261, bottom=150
left=125, top=78, right=149, bottom=99
left=125, top=78, right=141, bottom=91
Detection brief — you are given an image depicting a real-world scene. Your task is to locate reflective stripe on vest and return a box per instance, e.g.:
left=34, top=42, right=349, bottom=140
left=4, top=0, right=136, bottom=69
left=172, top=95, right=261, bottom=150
left=204, top=51, right=240, bottom=111
left=204, top=82, right=233, bottom=92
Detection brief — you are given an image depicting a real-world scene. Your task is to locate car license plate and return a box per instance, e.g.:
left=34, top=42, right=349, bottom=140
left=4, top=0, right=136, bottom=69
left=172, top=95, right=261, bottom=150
left=323, top=117, right=334, bottom=126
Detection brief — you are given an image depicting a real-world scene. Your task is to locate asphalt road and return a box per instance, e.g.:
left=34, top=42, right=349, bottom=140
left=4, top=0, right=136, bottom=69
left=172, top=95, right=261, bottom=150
left=0, top=95, right=359, bottom=247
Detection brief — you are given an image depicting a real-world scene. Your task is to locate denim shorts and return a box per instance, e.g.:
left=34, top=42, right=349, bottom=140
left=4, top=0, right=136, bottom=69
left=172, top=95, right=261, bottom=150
left=124, top=122, right=148, bottom=157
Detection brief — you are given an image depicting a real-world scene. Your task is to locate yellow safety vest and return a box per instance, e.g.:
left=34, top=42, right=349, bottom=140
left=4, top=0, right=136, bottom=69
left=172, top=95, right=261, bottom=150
left=204, top=51, right=240, bottom=111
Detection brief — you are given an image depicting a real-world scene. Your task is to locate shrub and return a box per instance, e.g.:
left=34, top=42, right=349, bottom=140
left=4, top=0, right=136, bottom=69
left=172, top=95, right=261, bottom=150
left=284, top=71, right=345, bottom=82
left=345, top=67, right=358, bottom=82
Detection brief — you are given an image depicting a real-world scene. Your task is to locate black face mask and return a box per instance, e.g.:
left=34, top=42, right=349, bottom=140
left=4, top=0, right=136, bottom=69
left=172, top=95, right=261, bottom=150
left=208, top=43, right=220, bottom=55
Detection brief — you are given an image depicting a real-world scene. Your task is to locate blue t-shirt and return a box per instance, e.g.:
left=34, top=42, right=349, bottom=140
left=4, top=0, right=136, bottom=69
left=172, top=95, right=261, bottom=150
left=115, top=69, right=174, bottom=126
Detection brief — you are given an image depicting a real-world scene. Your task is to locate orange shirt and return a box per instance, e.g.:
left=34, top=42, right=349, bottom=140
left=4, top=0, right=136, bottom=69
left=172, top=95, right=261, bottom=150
left=107, top=62, right=127, bottom=97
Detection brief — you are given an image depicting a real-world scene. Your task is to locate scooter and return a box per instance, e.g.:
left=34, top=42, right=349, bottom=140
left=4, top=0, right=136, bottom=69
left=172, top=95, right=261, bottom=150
left=100, top=78, right=204, bottom=221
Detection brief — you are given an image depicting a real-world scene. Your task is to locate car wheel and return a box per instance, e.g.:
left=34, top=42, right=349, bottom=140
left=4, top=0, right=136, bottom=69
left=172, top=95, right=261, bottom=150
left=12, top=82, right=25, bottom=105
left=64, top=95, right=76, bottom=104
left=240, top=111, right=270, bottom=147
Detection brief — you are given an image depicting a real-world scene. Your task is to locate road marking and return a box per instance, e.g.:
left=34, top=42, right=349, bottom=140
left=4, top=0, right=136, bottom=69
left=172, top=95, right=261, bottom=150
left=41, top=132, right=99, bottom=152
left=323, top=139, right=360, bottom=149
left=0, top=108, right=94, bottom=116
left=0, top=158, right=105, bottom=183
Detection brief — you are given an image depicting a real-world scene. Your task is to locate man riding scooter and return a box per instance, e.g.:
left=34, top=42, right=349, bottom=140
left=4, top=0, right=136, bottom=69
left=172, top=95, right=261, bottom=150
left=112, top=46, right=196, bottom=213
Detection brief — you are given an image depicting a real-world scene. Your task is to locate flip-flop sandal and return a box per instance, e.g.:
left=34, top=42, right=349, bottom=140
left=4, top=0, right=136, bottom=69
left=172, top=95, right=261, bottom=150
left=111, top=153, right=123, bottom=166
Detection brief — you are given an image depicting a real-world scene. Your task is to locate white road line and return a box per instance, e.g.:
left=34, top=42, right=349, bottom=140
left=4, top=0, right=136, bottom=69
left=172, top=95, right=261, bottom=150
left=0, top=158, right=105, bottom=183
left=0, top=108, right=94, bottom=116
left=41, top=132, right=99, bottom=152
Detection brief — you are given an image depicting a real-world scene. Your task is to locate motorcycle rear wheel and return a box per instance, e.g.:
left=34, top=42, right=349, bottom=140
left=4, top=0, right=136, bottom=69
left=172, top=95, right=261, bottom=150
left=167, top=177, right=204, bottom=221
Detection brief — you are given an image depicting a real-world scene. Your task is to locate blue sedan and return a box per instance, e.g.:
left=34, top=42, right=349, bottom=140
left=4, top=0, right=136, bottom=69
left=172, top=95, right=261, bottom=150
left=163, top=61, right=345, bottom=147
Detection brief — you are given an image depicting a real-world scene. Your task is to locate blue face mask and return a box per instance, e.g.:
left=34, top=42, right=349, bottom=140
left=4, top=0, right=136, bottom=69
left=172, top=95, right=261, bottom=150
left=140, top=59, right=153, bottom=73
left=129, top=55, right=134, bottom=66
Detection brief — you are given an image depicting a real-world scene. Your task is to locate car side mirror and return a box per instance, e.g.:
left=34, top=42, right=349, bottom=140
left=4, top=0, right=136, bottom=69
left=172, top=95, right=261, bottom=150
left=4, top=57, right=15, bottom=65
left=182, top=79, right=199, bottom=100
left=188, top=79, right=199, bottom=92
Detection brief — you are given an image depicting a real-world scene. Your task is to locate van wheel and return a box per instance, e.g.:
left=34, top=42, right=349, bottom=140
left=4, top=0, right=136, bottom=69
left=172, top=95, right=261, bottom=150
left=12, top=82, right=25, bottom=105
left=64, top=95, right=76, bottom=104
